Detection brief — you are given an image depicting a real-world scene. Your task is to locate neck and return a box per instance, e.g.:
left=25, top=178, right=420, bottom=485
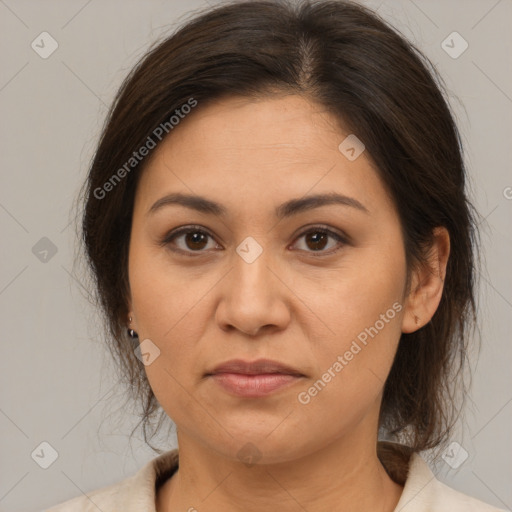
left=156, top=434, right=405, bottom=512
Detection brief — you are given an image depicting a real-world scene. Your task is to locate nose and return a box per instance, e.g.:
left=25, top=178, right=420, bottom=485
left=215, top=246, right=291, bottom=337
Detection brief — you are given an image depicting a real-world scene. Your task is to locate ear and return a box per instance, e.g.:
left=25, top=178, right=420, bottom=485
left=401, top=227, right=450, bottom=333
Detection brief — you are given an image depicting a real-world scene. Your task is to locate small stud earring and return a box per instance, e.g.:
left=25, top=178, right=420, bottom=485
left=128, top=315, right=138, bottom=339
left=414, top=315, right=420, bottom=325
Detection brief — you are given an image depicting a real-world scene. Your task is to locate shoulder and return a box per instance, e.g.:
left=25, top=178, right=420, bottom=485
left=395, top=451, right=507, bottom=512
left=44, top=479, right=124, bottom=512
left=44, top=449, right=179, bottom=512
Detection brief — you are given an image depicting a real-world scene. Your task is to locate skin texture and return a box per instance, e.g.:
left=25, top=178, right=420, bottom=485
left=127, top=94, right=450, bottom=512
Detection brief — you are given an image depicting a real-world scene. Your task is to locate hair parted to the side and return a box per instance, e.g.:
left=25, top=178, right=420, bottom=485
left=74, top=0, right=479, bottom=480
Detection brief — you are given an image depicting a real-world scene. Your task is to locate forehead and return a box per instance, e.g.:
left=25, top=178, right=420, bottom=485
left=175, top=94, right=342, bottom=153
left=135, top=94, right=392, bottom=217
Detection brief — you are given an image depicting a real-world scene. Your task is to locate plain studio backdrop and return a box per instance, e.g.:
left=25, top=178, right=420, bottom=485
left=0, top=0, right=511, bottom=511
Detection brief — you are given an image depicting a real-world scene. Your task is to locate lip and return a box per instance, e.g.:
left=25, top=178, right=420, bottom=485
left=206, top=359, right=305, bottom=398
left=208, top=358, right=304, bottom=376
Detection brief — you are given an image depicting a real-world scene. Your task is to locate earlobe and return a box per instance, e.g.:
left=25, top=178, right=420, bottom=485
left=127, top=305, right=136, bottom=328
left=401, top=227, right=450, bottom=334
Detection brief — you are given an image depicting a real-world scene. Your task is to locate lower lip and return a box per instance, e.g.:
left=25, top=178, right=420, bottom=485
left=210, top=373, right=302, bottom=397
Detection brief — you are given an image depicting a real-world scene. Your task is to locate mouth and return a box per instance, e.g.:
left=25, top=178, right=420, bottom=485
left=207, top=358, right=305, bottom=377
left=205, top=359, right=305, bottom=398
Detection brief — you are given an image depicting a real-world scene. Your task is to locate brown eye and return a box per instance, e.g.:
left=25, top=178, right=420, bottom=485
left=304, top=231, right=329, bottom=251
left=292, top=227, right=347, bottom=255
left=161, top=225, right=347, bottom=258
left=161, top=226, right=218, bottom=256
left=183, top=231, right=209, bottom=250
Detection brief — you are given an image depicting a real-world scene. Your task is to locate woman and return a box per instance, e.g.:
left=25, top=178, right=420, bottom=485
left=47, top=0, right=505, bottom=510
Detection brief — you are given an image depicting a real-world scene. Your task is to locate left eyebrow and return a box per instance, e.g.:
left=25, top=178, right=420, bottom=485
left=146, top=191, right=369, bottom=218
left=275, top=192, right=369, bottom=218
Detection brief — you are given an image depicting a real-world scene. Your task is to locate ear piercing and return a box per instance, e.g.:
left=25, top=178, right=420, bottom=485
left=128, top=315, right=139, bottom=339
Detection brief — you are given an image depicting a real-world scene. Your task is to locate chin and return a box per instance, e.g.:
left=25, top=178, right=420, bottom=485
left=201, top=428, right=308, bottom=466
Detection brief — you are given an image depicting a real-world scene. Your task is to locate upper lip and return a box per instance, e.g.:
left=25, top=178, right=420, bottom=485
left=207, top=358, right=304, bottom=376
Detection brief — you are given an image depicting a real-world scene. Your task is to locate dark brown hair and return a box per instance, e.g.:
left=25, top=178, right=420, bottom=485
left=75, top=0, right=479, bottom=480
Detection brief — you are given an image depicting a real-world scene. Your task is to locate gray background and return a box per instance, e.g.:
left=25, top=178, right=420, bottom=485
left=0, top=0, right=511, bottom=510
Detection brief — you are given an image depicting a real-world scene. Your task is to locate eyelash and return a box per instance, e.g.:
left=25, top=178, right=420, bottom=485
left=159, top=224, right=349, bottom=258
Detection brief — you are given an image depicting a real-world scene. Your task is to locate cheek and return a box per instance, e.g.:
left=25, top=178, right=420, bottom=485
left=300, top=242, right=406, bottom=403
left=294, top=292, right=404, bottom=444
left=128, top=244, right=217, bottom=413
left=128, top=238, right=211, bottom=339
left=306, top=243, right=406, bottom=345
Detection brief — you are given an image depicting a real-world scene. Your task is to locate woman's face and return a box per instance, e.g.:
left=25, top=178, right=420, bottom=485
left=128, top=94, right=409, bottom=463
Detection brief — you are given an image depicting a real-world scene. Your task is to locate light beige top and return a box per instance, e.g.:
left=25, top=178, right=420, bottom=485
left=45, top=448, right=506, bottom=511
